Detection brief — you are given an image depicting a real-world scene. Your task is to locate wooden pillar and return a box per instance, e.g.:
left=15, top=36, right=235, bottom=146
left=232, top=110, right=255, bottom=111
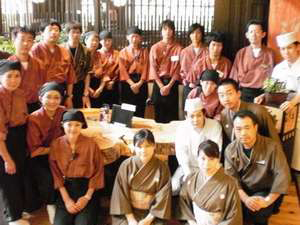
left=268, top=0, right=300, bottom=62
left=0, top=0, right=2, bottom=34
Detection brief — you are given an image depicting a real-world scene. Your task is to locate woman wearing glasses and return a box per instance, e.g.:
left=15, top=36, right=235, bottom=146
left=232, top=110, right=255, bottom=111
left=49, top=110, right=104, bottom=225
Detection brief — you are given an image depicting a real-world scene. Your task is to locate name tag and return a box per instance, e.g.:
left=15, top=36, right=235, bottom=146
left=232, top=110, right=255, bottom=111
left=256, top=160, right=266, bottom=165
left=171, top=55, right=179, bottom=62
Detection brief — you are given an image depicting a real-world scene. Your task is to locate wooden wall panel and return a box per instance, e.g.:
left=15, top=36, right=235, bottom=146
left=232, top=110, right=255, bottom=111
left=268, top=0, right=300, bottom=62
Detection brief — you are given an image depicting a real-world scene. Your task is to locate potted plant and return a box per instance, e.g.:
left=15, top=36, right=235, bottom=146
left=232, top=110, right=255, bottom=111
left=263, top=78, right=288, bottom=107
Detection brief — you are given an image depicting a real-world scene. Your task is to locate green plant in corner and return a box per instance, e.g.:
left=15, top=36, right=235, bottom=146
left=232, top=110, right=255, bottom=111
left=0, top=36, right=15, bottom=54
left=263, top=77, right=287, bottom=93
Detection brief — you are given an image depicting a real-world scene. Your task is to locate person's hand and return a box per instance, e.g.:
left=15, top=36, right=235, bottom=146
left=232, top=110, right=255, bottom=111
left=82, top=96, right=91, bottom=108
left=65, top=198, right=79, bottom=214
left=130, top=83, right=140, bottom=94
left=4, top=159, right=16, bottom=174
left=280, top=100, right=296, bottom=112
left=128, top=219, right=138, bottom=225
left=138, top=218, right=153, bottom=225
left=64, top=97, right=73, bottom=109
left=88, top=87, right=95, bottom=96
left=106, top=81, right=114, bottom=90
left=93, top=87, right=104, bottom=98
left=254, top=94, right=265, bottom=104
left=75, top=196, right=89, bottom=211
left=160, top=85, right=171, bottom=96
left=245, top=196, right=263, bottom=211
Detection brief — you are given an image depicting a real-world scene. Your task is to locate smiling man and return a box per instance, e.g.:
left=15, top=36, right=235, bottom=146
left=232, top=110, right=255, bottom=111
left=224, top=110, right=290, bottom=225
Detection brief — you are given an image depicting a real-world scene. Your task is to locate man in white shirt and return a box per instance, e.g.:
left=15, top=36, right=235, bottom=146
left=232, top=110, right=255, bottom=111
left=255, top=31, right=300, bottom=171
left=172, top=98, right=222, bottom=194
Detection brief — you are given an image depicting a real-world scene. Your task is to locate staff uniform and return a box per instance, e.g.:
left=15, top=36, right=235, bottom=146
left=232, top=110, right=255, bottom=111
left=119, top=46, right=149, bottom=117
left=49, top=134, right=104, bottom=225
left=180, top=44, right=207, bottom=103
left=178, top=168, right=242, bottom=225
left=110, top=156, right=171, bottom=225
left=89, top=48, right=120, bottom=108
left=225, top=135, right=290, bottom=224
left=149, top=40, right=183, bottom=123
left=271, top=56, right=300, bottom=171
left=187, top=90, right=223, bottom=119
left=8, top=55, right=46, bottom=113
left=230, top=46, right=274, bottom=102
left=64, top=43, right=92, bottom=108
left=31, top=43, right=75, bottom=86
left=0, top=86, right=28, bottom=222
left=27, top=106, right=66, bottom=205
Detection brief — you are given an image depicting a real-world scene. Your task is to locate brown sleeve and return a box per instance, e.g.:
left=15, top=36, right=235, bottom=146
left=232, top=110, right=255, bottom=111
left=0, top=104, right=7, bottom=141
left=177, top=175, right=195, bottom=221
left=224, top=145, right=242, bottom=189
left=110, top=159, right=133, bottom=215
left=119, top=50, right=130, bottom=81
left=149, top=45, right=160, bottom=82
left=229, top=51, right=241, bottom=82
left=49, top=140, right=65, bottom=189
left=149, top=162, right=172, bottom=220
left=66, top=63, right=76, bottom=84
left=220, top=180, right=243, bottom=225
left=270, top=143, right=291, bottom=194
left=26, top=117, right=43, bottom=153
left=88, top=141, right=105, bottom=190
left=169, top=45, right=183, bottom=81
left=140, top=49, right=149, bottom=81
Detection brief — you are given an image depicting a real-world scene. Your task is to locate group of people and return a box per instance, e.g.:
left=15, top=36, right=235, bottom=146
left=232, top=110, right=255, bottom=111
left=0, top=16, right=299, bottom=225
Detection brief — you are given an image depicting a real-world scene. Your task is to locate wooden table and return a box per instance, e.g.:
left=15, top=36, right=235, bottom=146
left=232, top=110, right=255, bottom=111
left=80, top=108, right=182, bottom=164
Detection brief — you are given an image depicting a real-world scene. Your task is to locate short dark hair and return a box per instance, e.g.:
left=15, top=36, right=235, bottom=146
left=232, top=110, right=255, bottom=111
left=197, top=140, right=219, bottom=159
left=12, top=26, right=36, bottom=40
left=246, top=19, right=265, bottom=32
left=160, top=19, right=175, bottom=33
left=40, top=21, right=62, bottom=32
left=66, top=21, right=82, bottom=33
left=187, top=23, right=205, bottom=38
left=233, top=109, right=259, bottom=125
left=218, top=78, right=240, bottom=91
left=205, top=31, right=225, bottom=46
left=133, top=129, right=155, bottom=146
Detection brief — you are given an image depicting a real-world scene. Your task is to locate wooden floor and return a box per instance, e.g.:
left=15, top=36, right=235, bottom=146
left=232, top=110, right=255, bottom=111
left=19, top=184, right=299, bottom=225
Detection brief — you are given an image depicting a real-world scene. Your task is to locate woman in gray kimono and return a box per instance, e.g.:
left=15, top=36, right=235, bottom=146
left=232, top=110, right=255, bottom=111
left=110, top=129, right=172, bottom=225
left=178, top=140, right=242, bottom=225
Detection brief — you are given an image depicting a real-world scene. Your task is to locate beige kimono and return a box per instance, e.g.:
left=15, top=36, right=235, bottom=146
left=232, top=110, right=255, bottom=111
left=110, top=156, right=172, bottom=225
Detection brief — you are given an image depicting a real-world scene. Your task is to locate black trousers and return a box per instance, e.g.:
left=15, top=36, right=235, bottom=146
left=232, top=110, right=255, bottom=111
left=90, top=76, right=120, bottom=108
left=29, top=155, right=57, bottom=205
left=54, top=178, right=99, bottom=225
left=120, top=73, right=148, bottom=118
left=72, top=79, right=85, bottom=108
left=152, top=77, right=179, bottom=123
left=0, top=125, right=27, bottom=222
left=240, top=87, right=264, bottom=103
left=242, top=190, right=283, bottom=225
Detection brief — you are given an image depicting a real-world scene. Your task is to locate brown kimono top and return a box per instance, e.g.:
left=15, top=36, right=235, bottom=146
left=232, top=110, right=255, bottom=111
left=30, top=42, right=76, bottom=84
left=119, top=46, right=149, bottom=81
left=90, top=51, right=103, bottom=78
left=225, top=135, right=291, bottom=194
left=8, top=55, right=46, bottom=104
left=63, top=42, right=92, bottom=82
left=27, top=106, right=66, bottom=154
left=230, top=46, right=274, bottom=88
left=96, top=48, right=120, bottom=81
left=188, top=89, right=223, bottom=119
left=220, top=101, right=280, bottom=143
left=180, top=44, right=207, bottom=85
left=110, top=156, right=172, bottom=220
left=0, top=86, right=27, bottom=141
left=149, top=40, right=183, bottom=82
left=178, top=168, right=242, bottom=225
left=49, top=134, right=104, bottom=190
